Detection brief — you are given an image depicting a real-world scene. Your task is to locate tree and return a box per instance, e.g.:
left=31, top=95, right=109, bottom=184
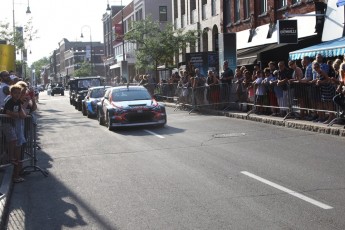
left=125, top=16, right=199, bottom=80
left=30, top=57, right=50, bottom=84
left=0, top=18, right=38, bottom=51
left=73, top=62, right=92, bottom=77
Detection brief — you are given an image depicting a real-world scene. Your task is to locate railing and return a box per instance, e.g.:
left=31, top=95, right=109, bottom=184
left=149, top=81, right=344, bottom=126
left=0, top=114, right=48, bottom=178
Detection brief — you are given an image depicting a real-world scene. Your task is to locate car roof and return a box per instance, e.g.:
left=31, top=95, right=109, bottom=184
left=111, top=86, right=147, bottom=91
left=89, top=86, right=111, bottom=90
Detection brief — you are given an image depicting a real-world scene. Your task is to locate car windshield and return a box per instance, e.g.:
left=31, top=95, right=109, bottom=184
left=112, top=89, right=151, bottom=102
left=78, top=79, right=101, bottom=89
left=90, top=88, right=105, bottom=98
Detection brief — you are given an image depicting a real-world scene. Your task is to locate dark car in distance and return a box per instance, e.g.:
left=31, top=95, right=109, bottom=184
left=51, top=83, right=64, bottom=96
left=97, top=86, right=167, bottom=131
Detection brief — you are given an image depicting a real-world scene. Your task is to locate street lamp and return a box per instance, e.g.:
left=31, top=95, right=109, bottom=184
left=80, top=25, right=93, bottom=76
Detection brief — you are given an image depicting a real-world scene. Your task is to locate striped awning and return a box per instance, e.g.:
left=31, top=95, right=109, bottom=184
left=289, top=37, right=345, bottom=60
left=337, top=0, right=345, bottom=7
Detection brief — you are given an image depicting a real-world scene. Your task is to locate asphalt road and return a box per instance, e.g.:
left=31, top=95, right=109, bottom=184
left=5, top=91, right=345, bottom=230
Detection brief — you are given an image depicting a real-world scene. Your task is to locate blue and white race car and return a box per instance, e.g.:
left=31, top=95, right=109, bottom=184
left=81, top=86, right=111, bottom=118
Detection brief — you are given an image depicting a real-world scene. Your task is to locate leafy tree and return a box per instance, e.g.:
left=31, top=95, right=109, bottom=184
left=73, top=62, right=92, bottom=77
left=125, top=16, right=199, bottom=79
left=30, top=57, right=49, bottom=84
left=0, top=18, right=38, bottom=51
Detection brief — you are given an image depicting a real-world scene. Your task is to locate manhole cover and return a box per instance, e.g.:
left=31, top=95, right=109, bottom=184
left=213, top=133, right=246, bottom=138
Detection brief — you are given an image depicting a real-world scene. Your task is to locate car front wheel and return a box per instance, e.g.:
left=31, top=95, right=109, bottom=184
left=106, top=112, right=113, bottom=131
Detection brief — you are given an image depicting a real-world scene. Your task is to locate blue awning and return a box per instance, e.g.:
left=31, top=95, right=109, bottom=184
left=289, top=37, right=345, bottom=60
left=337, top=0, right=345, bottom=7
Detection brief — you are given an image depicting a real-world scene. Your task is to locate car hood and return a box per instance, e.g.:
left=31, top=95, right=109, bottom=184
left=111, top=99, right=157, bottom=108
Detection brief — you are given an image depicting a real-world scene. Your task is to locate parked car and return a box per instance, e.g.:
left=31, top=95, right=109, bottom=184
left=68, top=77, right=102, bottom=111
left=81, top=86, right=111, bottom=118
left=51, top=83, right=64, bottom=96
left=97, top=86, right=167, bottom=131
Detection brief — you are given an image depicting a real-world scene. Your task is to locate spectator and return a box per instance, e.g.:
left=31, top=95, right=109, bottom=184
left=206, top=70, right=220, bottom=107
left=312, top=61, right=335, bottom=123
left=2, top=84, right=27, bottom=183
left=220, top=60, right=234, bottom=107
left=268, top=61, right=277, bottom=75
left=276, top=61, right=292, bottom=116
left=262, top=68, right=278, bottom=116
left=252, top=70, right=266, bottom=114
left=288, top=60, right=304, bottom=119
left=193, top=68, right=207, bottom=106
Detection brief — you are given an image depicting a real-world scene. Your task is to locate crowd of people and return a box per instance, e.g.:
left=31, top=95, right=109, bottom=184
left=0, top=70, right=38, bottom=183
left=155, top=54, right=345, bottom=125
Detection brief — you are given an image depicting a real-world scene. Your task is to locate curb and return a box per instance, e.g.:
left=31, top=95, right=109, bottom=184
left=165, top=103, right=345, bottom=137
left=0, top=165, right=13, bottom=230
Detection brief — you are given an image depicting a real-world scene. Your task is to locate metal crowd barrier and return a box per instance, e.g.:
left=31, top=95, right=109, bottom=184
left=0, top=114, right=48, bottom=177
left=149, top=80, right=344, bottom=126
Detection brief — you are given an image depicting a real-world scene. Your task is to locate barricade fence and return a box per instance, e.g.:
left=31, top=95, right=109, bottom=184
left=149, top=81, right=343, bottom=124
left=0, top=114, right=47, bottom=176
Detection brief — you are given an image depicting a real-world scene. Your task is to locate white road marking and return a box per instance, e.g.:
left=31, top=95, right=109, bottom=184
left=241, top=171, right=333, bottom=210
left=144, top=129, right=165, bottom=139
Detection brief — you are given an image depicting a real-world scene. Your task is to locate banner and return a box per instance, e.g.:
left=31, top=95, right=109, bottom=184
left=278, top=20, right=298, bottom=44
left=185, top=52, right=219, bottom=77
left=115, top=24, right=123, bottom=41
left=0, top=44, right=16, bottom=71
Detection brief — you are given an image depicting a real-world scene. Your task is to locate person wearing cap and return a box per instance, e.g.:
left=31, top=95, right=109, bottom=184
left=10, top=75, right=19, bottom=84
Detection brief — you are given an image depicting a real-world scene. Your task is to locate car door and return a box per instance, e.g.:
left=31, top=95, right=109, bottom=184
left=102, top=88, right=112, bottom=115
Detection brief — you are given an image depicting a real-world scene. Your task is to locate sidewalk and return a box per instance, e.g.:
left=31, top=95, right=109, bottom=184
left=167, top=102, right=345, bottom=137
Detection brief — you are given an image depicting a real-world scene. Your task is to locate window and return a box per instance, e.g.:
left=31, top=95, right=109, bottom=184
left=135, top=9, right=143, bottom=21
left=224, top=0, right=231, bottom=27
left=159, top=6, right=168, bottom=21
left=291, top=0, right=301, bottom=4
left=260, top=0, right=267, bottom=14
left=211, top=0, right=217, bottom=16
left=243, top=0, right=250, bottom=19
left=277, top=0, right=287, bottom=8
left=234, top=0, right=240, bottom=22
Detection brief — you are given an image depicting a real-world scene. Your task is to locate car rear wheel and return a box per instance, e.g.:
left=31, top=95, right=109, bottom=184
left=82, top=104, right=87, bottom=116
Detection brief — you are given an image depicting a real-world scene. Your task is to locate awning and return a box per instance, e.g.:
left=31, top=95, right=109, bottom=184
left=109, top=63, right=120, bottom=69
left=237, top=43, right=289, bottom=66
left=289, top=36, right=345, bottom=60
left=337, top=0, right=345, bottom=7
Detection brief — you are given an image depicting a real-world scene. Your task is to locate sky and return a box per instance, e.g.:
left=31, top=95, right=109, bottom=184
left=2, top=0, right=132, bottom=65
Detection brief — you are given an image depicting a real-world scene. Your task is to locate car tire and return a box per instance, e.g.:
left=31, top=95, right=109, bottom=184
left=106, top=112, right=113, bottom=131
left=51, top=93, right=54, bottom=96
left=82, top=104, right=87, bottom=116
left=61, top=92, right=64, bottom=96
left=98, top=111, right=104, bottom=125
left=77, top=102, right=82, bottom=111
left=87, top=111, right=92, bottom=118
